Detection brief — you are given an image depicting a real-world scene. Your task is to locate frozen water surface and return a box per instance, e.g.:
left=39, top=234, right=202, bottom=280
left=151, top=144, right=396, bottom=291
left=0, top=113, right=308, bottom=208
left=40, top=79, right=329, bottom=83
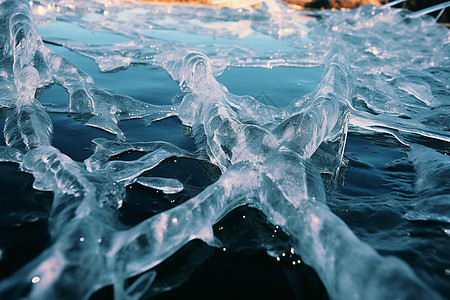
left=0, top=0, right=449, bottom=299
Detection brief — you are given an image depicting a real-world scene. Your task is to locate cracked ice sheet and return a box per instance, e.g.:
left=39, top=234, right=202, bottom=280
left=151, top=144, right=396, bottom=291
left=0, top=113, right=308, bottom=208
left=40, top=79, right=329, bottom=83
left=0, top=0, right=448, bottom=299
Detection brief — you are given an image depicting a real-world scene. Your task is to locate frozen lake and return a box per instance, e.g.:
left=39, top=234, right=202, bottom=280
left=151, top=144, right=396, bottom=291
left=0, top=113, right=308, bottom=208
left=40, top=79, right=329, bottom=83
left=0, top=0, right=449, bottom=299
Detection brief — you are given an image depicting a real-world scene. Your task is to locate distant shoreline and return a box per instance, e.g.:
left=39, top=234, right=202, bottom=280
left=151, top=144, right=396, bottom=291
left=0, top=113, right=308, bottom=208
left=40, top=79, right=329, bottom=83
left=132, top=0, right=382, bottom=9
left=131, top=0, right=449, bottom=25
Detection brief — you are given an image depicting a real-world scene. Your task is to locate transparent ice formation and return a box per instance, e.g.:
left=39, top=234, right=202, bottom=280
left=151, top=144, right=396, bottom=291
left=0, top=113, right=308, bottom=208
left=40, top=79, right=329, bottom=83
left=0, top=0, right=448, bottom=299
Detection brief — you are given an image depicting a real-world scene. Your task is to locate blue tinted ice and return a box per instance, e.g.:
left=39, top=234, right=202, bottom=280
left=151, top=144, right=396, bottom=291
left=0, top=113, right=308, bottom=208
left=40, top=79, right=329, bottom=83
left=0, top=0, right=448, bottom=299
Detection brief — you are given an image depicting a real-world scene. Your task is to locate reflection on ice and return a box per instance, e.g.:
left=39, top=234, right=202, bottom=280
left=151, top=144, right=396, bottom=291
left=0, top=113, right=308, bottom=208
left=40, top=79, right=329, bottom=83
left=0, top=0, right=449, bottom=299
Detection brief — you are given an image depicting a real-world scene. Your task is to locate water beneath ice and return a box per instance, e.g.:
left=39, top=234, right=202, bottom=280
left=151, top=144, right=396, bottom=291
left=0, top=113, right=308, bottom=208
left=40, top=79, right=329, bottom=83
left=0, top=0, right=449, bottom=299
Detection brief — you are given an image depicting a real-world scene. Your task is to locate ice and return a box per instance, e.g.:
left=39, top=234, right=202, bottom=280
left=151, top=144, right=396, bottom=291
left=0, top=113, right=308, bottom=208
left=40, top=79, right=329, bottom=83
left=404, top=144, right=450, bottom=224
left=0, top=146, right=23, bottom=163
left=102, top=149, right=190, bottom=186
left=84, top=138, right=197, bottom=185
left=4, top=100, right=53, bottom=150
left=107, top=162, right=257, bottom=277
left=45, top=49, right=177, bottom=140
left=0, top=0, right=448, bottom=299
left=257, top=153, right=436, bottom=299
left=1, top=0, right=53, bottom=151
left=0, top=144, right=128, bottom=299
left=397, top=81, right=436, bottom=106
left=136, top=177, right=184, bottom=194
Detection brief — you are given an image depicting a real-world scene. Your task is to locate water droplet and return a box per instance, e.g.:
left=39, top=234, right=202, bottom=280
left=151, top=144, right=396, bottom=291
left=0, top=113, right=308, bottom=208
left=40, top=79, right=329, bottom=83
left=443, top=228, right=450, bottom=237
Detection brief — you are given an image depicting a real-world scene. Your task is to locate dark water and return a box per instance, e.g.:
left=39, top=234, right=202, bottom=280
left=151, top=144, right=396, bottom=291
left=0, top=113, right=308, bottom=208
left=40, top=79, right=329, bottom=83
left=330, top=131, right=450, bottom=297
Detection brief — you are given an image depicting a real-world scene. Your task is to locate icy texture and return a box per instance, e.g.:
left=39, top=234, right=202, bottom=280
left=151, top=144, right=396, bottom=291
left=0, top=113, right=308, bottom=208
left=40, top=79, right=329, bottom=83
left=404, top=144, right=450, bottom=224
left=136, top=177, right=184, bottom=194
left=46, top=49, right=177, bottom=140
left=0, top=0, right=448, bottom=299
left=0, top=146, right=23, bottom=163
left=85, top=138, right=196, bottom=186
